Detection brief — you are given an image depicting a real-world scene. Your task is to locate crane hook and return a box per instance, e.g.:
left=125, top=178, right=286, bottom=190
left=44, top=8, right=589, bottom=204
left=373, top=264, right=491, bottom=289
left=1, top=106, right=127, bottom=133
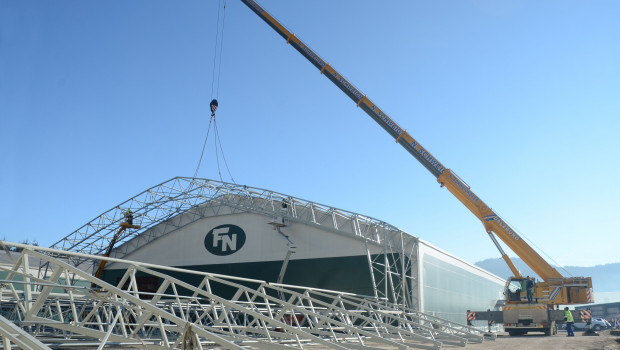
left=210, top=99, right=219, bottom=117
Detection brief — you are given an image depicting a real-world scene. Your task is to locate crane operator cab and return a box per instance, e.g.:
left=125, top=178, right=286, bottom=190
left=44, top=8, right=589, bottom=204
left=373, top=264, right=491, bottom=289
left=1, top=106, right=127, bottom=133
left=505, top=277, right=536, bottom=303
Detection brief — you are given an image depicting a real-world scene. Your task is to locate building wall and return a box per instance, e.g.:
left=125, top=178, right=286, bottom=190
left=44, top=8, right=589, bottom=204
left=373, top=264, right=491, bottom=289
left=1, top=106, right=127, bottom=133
left=106, top=212, right=384, bottom=296
left=110, top=212, right=380, bottom=266
left=106, top=210, right=506, bottom=320
left=418, top=240, right=505, bottom=324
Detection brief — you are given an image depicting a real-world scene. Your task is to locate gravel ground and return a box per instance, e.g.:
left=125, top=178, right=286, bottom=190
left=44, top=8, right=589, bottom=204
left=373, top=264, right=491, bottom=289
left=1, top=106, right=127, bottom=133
left=444, top=329, right=620, bottom=350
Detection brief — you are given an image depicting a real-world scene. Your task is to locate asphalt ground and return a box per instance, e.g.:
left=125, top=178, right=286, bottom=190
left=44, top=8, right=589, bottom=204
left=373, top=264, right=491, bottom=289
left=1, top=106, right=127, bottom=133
left=447, top=329, right=620, bottom=350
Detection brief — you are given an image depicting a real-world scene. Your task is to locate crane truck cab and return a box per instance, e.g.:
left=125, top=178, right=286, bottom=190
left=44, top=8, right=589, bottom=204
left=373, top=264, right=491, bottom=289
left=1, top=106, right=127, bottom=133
left=506, top=277, right=523, bottom=302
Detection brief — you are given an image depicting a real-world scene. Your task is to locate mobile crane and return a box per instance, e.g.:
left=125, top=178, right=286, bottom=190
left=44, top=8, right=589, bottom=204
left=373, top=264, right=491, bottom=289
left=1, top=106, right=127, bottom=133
left=240, top=0, right=594, bottom=336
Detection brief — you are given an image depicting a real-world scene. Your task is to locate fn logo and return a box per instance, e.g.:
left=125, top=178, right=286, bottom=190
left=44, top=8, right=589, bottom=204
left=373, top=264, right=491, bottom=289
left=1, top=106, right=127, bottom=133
left=204, top=224, right=246, bottom=256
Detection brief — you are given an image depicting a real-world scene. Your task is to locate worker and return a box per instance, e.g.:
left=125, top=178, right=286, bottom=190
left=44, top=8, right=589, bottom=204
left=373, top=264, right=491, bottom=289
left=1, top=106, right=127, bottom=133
left=526, top=276, right=534, bottom=303
left=280, top=200, right=288, bottom=224
left=564, top=307, right=575, bottom=337
left=124, top=209, right=134, bottom=226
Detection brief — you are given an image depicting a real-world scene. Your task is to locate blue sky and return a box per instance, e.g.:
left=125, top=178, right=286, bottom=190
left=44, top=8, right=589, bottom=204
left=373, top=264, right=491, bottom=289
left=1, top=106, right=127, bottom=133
left=2, top=0, right=619, bottom=269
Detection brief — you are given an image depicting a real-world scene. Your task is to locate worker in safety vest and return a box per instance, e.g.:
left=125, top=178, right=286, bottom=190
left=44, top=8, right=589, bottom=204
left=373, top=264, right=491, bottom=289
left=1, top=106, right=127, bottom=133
left=564, top=307, right=575, bottom=337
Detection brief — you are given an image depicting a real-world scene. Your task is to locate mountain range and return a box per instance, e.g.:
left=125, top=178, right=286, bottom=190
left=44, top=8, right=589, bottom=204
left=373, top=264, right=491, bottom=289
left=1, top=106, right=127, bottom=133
left=475, top=258, right=620, bottom=292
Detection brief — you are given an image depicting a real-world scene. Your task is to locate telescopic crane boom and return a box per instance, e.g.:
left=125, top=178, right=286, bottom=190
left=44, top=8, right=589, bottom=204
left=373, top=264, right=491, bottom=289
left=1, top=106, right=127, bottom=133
left=241, top=0, right=593, bottom=306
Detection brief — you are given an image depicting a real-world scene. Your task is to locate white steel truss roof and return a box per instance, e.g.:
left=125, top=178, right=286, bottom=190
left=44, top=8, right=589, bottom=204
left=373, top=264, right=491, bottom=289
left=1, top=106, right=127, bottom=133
left=49, top=177, right=420, bottom=308
left=51, top=177, right=408, bottom=257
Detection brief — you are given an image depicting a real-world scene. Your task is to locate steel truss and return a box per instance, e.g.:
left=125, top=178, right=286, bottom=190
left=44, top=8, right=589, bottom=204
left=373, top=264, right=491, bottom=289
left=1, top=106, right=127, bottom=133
left=0, top=242, right=491, bottom=349
left=49, top=177, right=419, bottom=308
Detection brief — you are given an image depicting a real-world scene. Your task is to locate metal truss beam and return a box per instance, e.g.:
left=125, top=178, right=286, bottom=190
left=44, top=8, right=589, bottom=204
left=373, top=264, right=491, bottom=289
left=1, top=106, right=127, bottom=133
left=0, top=242, right=492, bottom=349
left=0, top=314, right=51, bottom=350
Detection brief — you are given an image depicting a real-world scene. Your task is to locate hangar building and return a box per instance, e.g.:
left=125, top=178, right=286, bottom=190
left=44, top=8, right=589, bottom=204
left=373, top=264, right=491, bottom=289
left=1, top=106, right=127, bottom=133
left=52, top=176, right=505, bottom=324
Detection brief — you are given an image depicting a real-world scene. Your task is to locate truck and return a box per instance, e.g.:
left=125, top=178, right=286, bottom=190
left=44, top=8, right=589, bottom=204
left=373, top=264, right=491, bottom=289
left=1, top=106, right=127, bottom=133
left=239, top=0, right=594, bottom=336
left=469, top=304, right=595, bottom=336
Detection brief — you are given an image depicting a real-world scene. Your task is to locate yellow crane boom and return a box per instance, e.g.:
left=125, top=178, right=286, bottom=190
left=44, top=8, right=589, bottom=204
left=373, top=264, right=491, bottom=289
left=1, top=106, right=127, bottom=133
left=240, top=0, right=592, bottom=305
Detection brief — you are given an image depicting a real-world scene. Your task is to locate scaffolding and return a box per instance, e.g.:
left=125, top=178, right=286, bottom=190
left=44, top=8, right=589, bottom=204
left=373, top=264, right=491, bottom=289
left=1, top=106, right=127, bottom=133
left=0, top=241, right=492, bottom=349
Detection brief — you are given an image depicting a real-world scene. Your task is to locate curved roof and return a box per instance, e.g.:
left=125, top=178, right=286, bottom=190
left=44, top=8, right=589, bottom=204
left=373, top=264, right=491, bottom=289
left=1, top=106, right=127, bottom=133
left=52, top=176, right=416, bottom=261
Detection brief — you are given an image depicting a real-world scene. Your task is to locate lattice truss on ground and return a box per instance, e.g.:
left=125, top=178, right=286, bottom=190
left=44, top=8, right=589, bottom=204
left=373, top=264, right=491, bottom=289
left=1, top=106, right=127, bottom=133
left=0, top=242, right=494, bottom=350
left=50, top=177, right=419, bottom=308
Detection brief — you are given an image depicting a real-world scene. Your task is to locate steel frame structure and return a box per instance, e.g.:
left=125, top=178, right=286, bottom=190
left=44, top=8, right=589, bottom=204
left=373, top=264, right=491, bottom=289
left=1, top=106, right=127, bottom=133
left=50, top=177, right=419, bottom=309
left=0, top=242, right=492, bottom=349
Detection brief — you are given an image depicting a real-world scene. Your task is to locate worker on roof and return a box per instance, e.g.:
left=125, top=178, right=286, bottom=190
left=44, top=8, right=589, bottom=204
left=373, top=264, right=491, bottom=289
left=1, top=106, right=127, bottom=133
left=280, top=199, right=288, bottom=224
left=124, top=209, right=134, bottom=226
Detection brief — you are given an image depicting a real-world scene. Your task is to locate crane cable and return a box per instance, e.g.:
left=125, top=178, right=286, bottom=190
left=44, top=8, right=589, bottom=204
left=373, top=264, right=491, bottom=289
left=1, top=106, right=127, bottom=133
left=210, top=0, right=226, bottom=100
left=494, top=210, right=573, bottom=277
left=194, top=0, right=233, bottom=181
left=193, top=115, right=214, bottom=179
left=214, top=0, right=227, bottom=100
left=213, top=119, right=236, bottom=183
